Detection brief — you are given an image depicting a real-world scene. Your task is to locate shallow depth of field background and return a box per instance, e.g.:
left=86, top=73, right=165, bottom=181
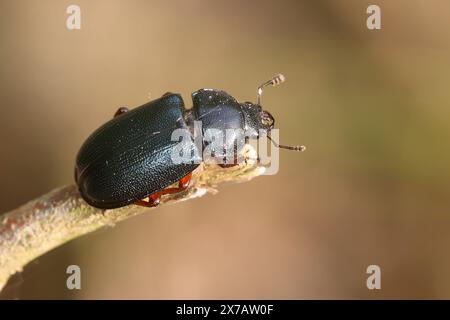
left=1, top=0, right=450, bottom=299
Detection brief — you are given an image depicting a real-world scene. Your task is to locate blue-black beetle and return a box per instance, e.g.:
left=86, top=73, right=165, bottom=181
left=75, top=74, right=304, bottom=209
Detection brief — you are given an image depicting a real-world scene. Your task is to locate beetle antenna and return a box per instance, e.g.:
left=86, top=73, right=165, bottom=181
left=257, top=74, right=286, bottom=105
left=267, top=135, right=306, bottom=152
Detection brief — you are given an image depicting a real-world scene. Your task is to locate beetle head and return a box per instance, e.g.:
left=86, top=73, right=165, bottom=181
left=242, top=74, right=305, bottom=152
left=240, top=102, right=275, bottom=138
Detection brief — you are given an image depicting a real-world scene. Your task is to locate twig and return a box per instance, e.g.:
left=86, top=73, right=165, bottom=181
left=0, top=146, right=265, bottom=291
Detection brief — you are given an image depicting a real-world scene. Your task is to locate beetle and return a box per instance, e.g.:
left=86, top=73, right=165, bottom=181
left=75, top=74, right=305, bottom=209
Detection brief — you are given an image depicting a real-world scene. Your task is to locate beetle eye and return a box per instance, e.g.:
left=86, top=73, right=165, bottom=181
left=261, top=111, right=274, bottom=127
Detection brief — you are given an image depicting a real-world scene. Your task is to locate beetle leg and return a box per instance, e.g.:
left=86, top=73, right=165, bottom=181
left=135, top=194, right=161, bottom=207
left=178, top=172, right=193, bottom=188
left=134, top=201, right=157, bottom=207
left=114, top=107, right=129, bottom=118
left=134, top=173, right=192, bottom=208
left=159, top=172, right=192, bottom=196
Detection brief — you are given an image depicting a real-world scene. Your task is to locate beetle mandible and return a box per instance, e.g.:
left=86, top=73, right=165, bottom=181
left=75, top=74, right=305, bottom=209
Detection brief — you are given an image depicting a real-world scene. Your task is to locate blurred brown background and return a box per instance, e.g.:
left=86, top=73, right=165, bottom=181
left=1, top=0, right=450, bottom=299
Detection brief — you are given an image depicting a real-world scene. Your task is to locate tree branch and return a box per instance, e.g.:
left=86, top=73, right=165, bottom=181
left=0, top=147, right=264, bottom=291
